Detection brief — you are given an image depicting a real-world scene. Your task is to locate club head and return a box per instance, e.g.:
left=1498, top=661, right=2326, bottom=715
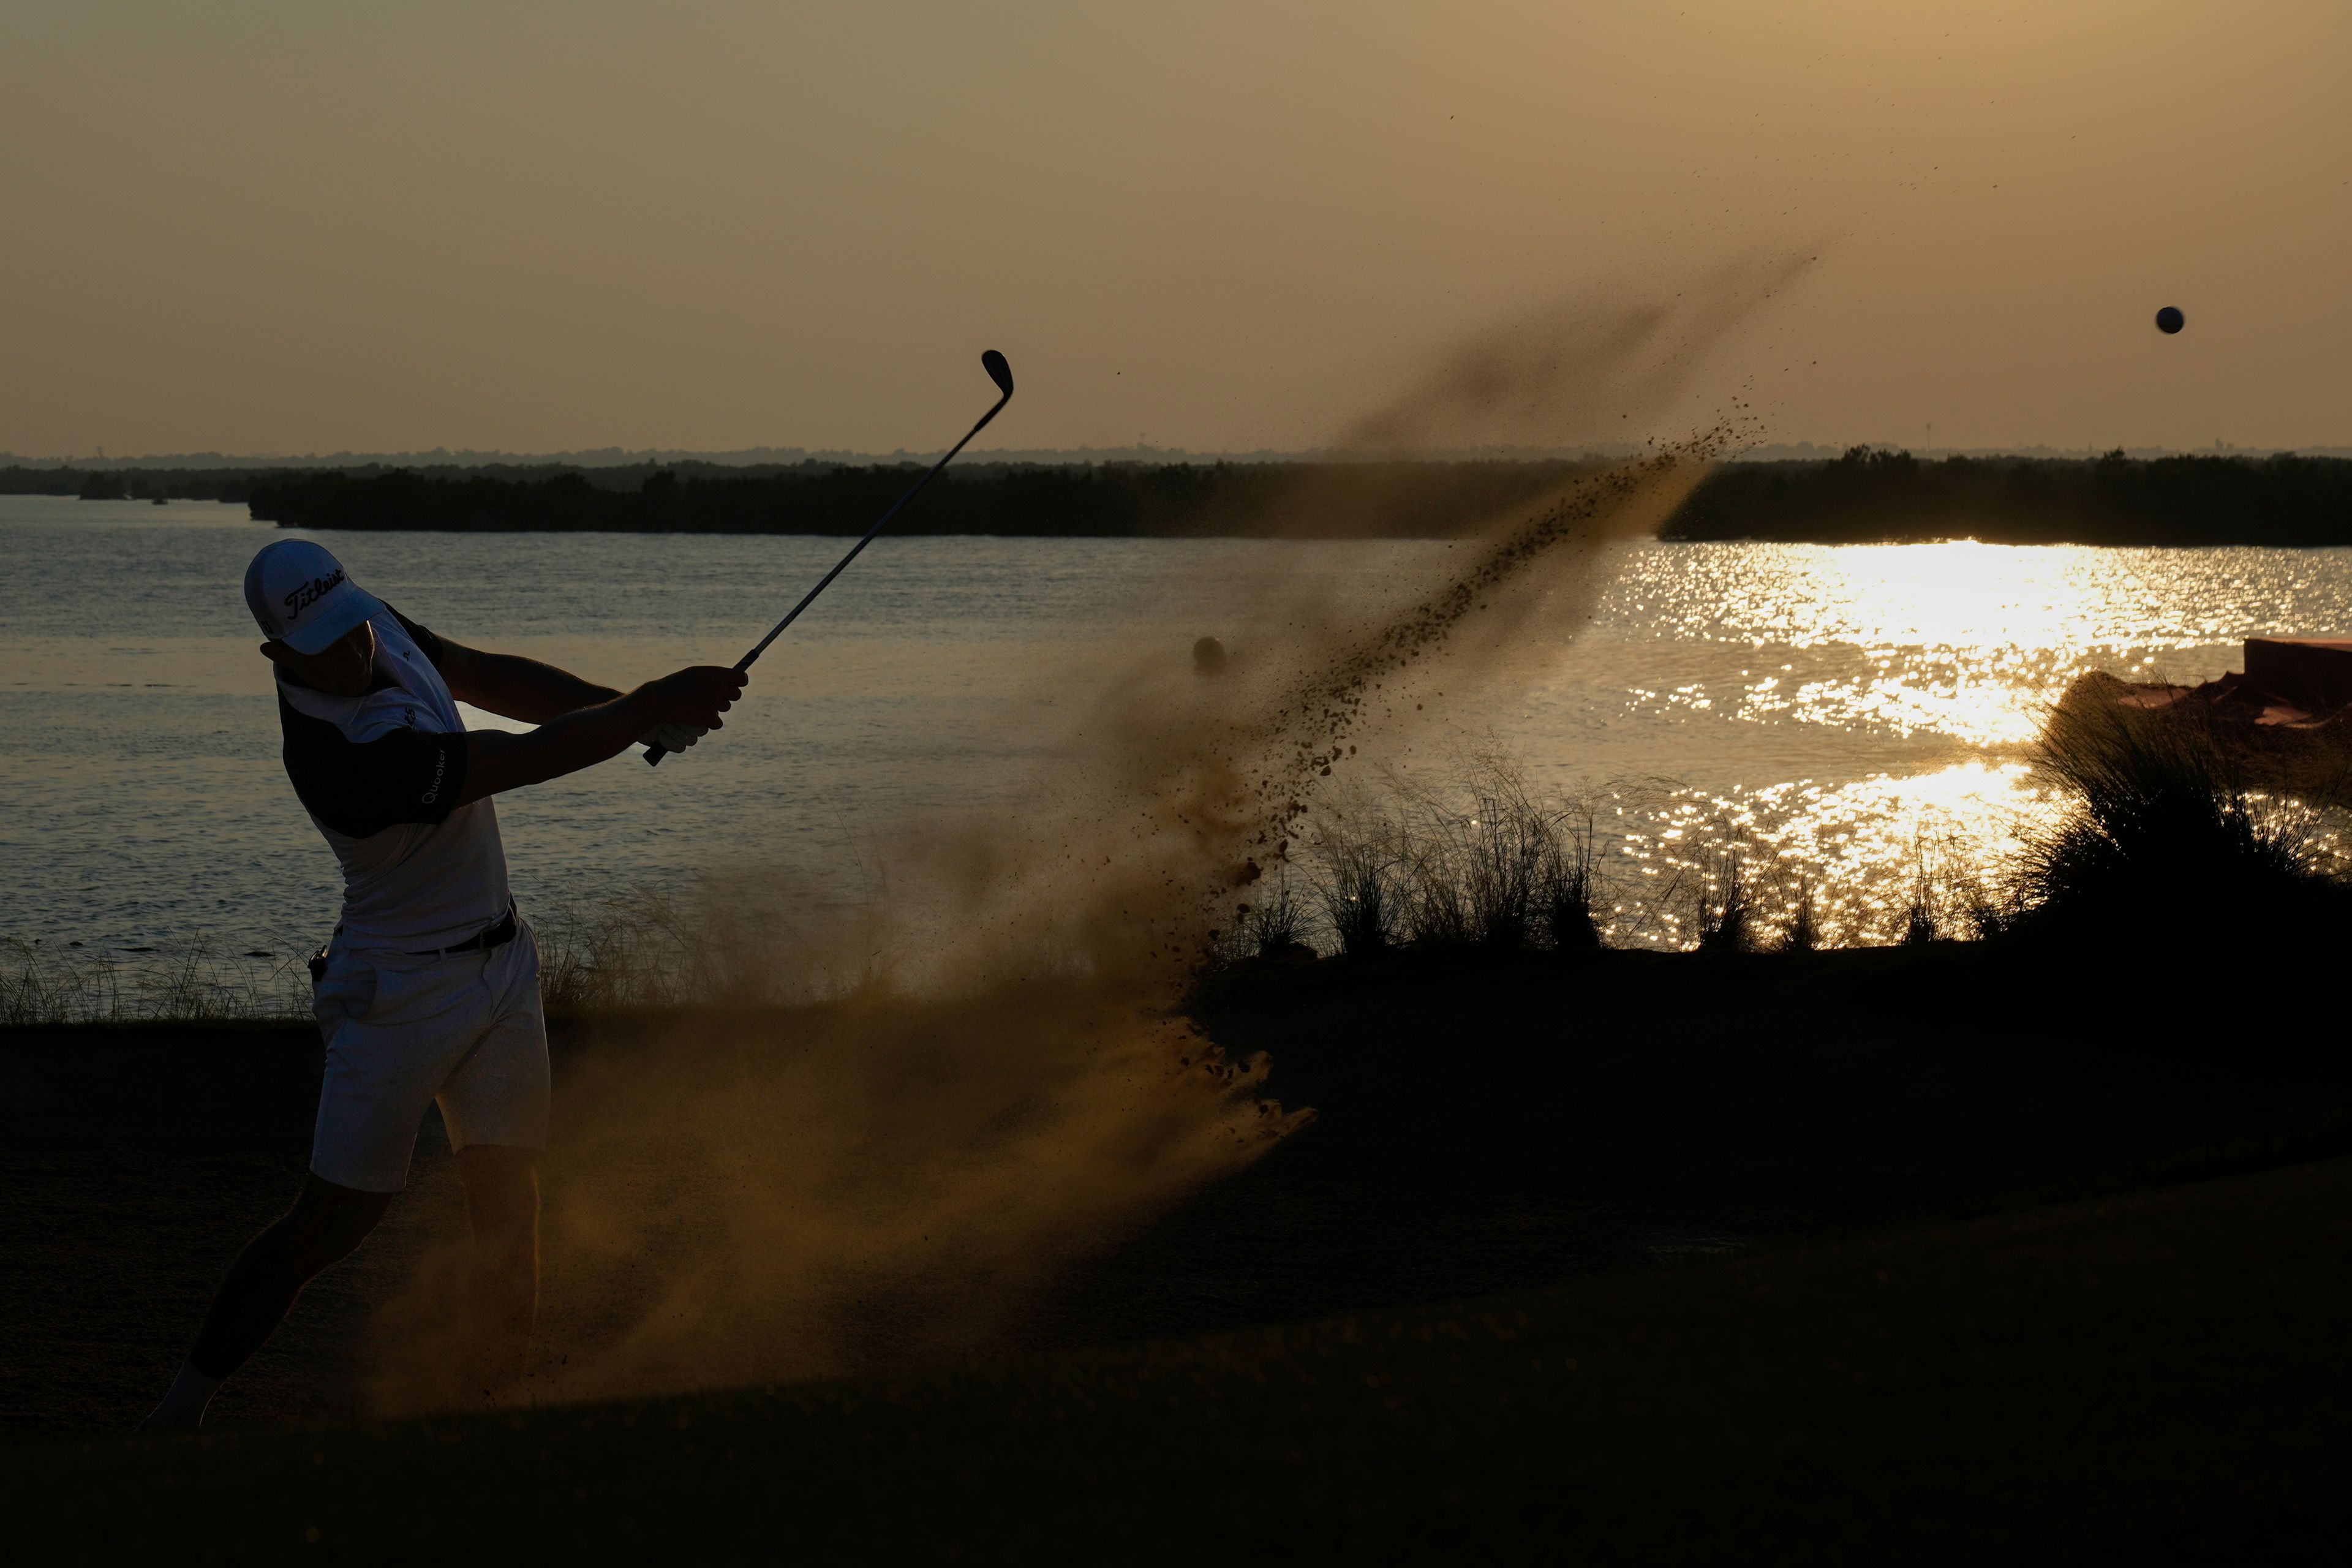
left=981, top=349, right=1014, bottom=397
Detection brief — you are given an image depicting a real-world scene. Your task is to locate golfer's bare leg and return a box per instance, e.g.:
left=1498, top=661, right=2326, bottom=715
left=144, top=1175, right=393, bottom=1430
left=454, top=1144, right=540, bottom=1395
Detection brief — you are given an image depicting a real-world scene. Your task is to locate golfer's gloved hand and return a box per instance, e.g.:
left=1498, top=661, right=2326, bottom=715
left=642, top=722, right=710, bottom=754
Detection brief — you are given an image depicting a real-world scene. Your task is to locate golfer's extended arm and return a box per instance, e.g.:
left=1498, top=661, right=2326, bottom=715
left=436, top=639, right=619, bottom=724
left=451, top=682, right=695, bottom=805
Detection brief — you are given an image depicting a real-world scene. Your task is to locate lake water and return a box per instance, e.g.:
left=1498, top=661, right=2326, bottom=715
left=9, top=494, right=2351, bottom=992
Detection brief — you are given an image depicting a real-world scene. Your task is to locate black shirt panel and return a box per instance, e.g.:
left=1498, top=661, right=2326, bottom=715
left=277, top=695, right=469, bottom=839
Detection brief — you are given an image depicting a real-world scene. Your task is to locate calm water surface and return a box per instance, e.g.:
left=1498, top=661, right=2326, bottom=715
left=9, top=495, right=2350, bottom=971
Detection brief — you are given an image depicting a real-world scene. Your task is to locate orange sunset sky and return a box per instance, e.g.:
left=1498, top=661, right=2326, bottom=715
left=4, top=1, right=2346, bottom=457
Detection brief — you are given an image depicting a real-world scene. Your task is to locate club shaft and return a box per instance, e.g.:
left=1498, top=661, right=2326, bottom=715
left=644, top=383, right=1012, bottom=766
left=736, top=392, right=1009, bottom=671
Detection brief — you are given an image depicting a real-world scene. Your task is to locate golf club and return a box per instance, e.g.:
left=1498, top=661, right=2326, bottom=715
left=645, top=349, right=1016, bottom=764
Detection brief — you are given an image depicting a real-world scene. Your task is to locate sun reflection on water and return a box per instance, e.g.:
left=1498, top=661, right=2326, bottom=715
left=1602, top=762, right=2055, bottom=949
left=1509, top=540, right=2352, bottom=948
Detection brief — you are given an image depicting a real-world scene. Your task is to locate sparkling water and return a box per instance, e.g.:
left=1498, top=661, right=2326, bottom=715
left=8, top=494, right=2349, bottom=970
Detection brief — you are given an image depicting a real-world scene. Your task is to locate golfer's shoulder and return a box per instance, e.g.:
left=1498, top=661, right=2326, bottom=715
left=276, top=689, right=466, bottom=836
left=380, top=604, right=447, bottom=667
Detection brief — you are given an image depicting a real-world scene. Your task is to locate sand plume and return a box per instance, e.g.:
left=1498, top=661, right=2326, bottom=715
left=368, top=258, right=1792, bottom=1413
left=1336, top=253, right=1806, bottom=459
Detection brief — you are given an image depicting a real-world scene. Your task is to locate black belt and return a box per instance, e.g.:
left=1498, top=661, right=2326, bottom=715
left=410, top=907, right=518, bottom=959
left=307, top=908, right=519, bottom=982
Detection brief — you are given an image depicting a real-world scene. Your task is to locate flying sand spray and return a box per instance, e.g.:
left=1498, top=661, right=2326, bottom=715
left=369, top=263, right=1804, bottom=1411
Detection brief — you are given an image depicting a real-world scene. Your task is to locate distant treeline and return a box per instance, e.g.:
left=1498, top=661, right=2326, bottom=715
left=0, top=460, right=851, bottom=506
left=1, top=466, right=263, bottom=502
left=18, top=449, right=2352, bottom=544
left=1662, top=448, right=2352, bottom=546
left=243, top=462, right=1592, bottom=540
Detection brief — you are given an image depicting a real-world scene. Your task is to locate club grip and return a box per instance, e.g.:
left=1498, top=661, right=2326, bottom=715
left=643, top=742, right=669, bottom=767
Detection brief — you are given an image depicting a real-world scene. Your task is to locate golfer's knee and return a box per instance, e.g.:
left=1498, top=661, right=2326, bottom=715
left=282, top=1175, right=392, bottom=1271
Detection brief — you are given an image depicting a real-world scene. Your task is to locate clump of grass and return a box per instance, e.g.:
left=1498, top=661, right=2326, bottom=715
left=1200, top=875, right=1319, bottom=970
left=1536, top=807, right=1604, bottom=959
left=2, top=938, right=121, bottom=1024
left=1382, top=765, right=1580, bottom=951
left=1400, top=846, right=1474, bottom=946
left=1392, top=791, right=1475, bottom=948
left=4, top=890, right=889, bottom=1028
left=1775, top=875, right=1820, bottom=953
left=2010, top=696, right=2349, bottom=936
left=1899, top=844, right=1942, bottom=945
left=154, top=941, right=235, bottom=1020
left=1460, top=771, right=1556, bottom=949
left=1310, top=823, right=1399, bottom=958
left=535, top=892, right=737, bottom=1014
left=1900, top=897, right=1938, bottom=944
left=1307, top=766, right=1615, bottom=958
left=1, top=935, right=311, bottom=1024
left=1242, top=875, right=1313, bottom=959
left=1694, top=846, right=1752, bottom=956
left=1956, top=865, right=2019, bottom=941
left=1962, top=893, right=2018, bottom=941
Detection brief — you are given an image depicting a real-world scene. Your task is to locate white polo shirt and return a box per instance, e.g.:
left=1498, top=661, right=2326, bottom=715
left=275, top=608, right=512, bottom=951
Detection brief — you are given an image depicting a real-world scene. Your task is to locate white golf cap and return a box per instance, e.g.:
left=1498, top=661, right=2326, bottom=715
left=243, top=539, right=386, bottom=654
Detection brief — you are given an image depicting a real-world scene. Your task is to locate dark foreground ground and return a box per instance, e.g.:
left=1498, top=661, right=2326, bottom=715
left=6, top=941, right=2350, bottom=1559
left=10, top=1155, right=2351, bottom=1561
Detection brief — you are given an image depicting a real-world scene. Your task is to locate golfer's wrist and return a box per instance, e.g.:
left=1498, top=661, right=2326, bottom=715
left=621, top=681, right=693, bottom=742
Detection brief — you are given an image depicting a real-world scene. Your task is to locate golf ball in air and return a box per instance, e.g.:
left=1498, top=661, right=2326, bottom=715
left=2155, top=306, right=2185, bottom=334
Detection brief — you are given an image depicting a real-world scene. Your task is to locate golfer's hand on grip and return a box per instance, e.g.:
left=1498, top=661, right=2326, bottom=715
left=641, top=720, right=709, bottom=753
left=651, top=665, right=747, bottom=733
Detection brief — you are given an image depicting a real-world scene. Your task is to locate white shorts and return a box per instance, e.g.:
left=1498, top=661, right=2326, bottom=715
left=308, top=918, right=549, bottom=1193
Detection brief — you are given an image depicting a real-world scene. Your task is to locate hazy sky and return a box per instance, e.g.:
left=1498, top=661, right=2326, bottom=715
left=4, top=1, right=2346, bottom=457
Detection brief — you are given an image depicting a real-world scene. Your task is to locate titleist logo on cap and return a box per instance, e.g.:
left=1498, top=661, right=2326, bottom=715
left=284, top=570, right=346, bottom=619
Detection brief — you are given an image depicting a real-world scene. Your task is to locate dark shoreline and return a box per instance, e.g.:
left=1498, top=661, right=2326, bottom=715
left=1667, top=447, right=2352, bottom=547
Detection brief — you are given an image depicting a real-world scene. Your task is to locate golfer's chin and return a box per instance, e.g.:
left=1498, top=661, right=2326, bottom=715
left=268, top=631, right=377, bottom=697
left=325, top=655, right=375, bottom=697
left=314, top=649, right=375, bottom=697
